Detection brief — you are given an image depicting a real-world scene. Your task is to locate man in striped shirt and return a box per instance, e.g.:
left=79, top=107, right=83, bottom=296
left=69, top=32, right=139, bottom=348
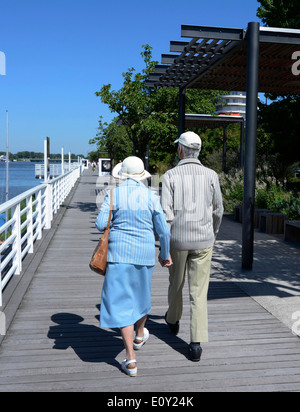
left=161, top=131, right=224, bottom=362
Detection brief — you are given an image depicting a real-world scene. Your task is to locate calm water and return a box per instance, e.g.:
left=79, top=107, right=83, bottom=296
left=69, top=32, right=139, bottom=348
left=0, top=162, right=42, bottom=203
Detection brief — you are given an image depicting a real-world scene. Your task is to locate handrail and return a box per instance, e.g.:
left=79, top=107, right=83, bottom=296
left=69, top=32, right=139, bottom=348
left=0, top=184, right=47, bottom=214
left=35, top=163, right=81, bottom=179
left=0, top=165, right=82, bottom=306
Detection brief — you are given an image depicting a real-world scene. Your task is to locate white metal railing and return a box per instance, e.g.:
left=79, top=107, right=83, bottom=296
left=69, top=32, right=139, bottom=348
left=35, top=163, right=81, bottom=179
left=0, top=165, right=82, bottom=307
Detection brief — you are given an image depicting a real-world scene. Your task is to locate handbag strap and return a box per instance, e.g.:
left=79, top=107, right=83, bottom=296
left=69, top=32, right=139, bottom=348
left=105, top=189, right=113, bottom=231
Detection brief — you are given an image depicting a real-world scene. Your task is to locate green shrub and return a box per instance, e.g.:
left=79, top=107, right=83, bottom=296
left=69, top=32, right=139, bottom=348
left=255, top=181, right=287, bottom=210
left=219, top=168, right=300, bottom=219
left=219, top=170, right=244, bottom=213
left=273, top=197, right=300, bottom=220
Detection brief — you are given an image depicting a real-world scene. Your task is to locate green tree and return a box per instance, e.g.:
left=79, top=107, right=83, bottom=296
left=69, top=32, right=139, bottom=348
left=95, top=45, right=178, bottom=162
left=87, top=150, right=100, bottom=162
left=89, top=117, right=133, bottom=167
left=256, top=0, right=300, bottom=174
left=257, top=0, right=300, bottom=28
left=94, top=44, right=223, bottom=168
left=258, top=97, right=300, bottom=174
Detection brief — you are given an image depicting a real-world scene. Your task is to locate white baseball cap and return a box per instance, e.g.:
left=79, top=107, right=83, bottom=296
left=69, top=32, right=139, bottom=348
left=174, top=131, right=202, bottom=150
left=112, top=156, right=151, bottom=181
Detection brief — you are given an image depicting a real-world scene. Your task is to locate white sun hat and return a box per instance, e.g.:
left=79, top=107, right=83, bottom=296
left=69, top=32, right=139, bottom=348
left=174, top=131, right=202, bottom=150
left=112, top=156, right=151, bottom=181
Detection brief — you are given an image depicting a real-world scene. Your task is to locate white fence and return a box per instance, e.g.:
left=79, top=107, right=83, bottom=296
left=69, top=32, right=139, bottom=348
left=35, top=162, right=82, bottom=179
left=0, top=166, right=82, bottom=307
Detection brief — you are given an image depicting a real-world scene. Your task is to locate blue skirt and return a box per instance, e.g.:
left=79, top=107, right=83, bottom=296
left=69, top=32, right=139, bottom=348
left=100, top=263, right=155, bottom=329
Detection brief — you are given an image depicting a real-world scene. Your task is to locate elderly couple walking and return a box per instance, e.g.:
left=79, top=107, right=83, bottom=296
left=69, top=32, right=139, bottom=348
left=95, top=131, right=224, bottom=377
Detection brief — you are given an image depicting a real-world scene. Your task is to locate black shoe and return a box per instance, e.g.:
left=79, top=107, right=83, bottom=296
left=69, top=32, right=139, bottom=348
left=164, top=312, right=180, bottom=335
left=189, top=343, right=202, bottom=362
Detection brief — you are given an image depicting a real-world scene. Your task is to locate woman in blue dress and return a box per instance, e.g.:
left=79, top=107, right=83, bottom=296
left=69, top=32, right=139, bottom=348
left=96, top=156, right=172, bottom=377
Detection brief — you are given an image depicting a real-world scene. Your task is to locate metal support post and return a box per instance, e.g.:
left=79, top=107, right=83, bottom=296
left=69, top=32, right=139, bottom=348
left=242, top=22, right=260, bottom=269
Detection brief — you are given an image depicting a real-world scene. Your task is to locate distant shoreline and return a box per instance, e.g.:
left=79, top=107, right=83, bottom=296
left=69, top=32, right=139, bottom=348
left=0, top=151, right=85, bottom=163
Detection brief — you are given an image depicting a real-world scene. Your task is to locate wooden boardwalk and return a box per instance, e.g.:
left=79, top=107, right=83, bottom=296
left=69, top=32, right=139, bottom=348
left=0, top=170, right=300, bottom=392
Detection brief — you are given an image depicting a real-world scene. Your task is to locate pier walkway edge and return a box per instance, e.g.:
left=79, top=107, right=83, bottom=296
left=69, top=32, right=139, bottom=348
left=0, top=169, right=300, bottom=392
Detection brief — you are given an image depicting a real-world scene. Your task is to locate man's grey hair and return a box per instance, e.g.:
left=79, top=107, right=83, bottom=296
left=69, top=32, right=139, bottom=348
left=179, top=144, right=200, bottom=159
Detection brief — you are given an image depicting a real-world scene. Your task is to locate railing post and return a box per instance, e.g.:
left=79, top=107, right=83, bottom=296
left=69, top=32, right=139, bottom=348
left=12, top=204, right=22, bottom=275
left=44, top=139, right=49, bottom=184
left=27, top=195, right=34, bottom=254
left=54, top=180, right=59, bottom=213
left=44, top=183, right=53, bottom=230
left=36, top=190, right=42, bottom=240
left=61, top=176, right=65, bottom=206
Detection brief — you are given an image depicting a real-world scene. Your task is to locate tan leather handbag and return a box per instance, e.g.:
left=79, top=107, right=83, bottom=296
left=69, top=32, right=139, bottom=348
left=89, top=189, right=113, bottom=275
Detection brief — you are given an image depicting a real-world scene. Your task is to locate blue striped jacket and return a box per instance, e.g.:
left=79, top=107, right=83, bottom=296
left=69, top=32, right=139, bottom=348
left=96, top=179, right=170, bottom=266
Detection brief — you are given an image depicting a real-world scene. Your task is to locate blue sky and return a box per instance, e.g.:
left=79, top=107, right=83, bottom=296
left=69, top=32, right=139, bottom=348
left=0, top=0, right=262, bottom=156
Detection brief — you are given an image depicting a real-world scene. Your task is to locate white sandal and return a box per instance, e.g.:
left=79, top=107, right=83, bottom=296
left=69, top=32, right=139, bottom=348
left=133, top=327, right=149, bottom=350
left=121, top=359, right=137, bottom=377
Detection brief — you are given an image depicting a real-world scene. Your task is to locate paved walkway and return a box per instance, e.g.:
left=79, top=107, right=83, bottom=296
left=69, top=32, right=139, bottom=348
left=0, top=170, right=299, bottom=392
left=214, top=213, right=300, bottom=335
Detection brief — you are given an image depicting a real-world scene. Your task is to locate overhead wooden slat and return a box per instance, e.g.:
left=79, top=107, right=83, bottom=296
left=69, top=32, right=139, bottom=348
left=146, top=24, right=300, bottom=94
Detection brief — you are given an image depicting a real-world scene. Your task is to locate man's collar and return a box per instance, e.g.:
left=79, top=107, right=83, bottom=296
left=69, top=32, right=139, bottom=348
left=177, top=158, right=201, bottom=166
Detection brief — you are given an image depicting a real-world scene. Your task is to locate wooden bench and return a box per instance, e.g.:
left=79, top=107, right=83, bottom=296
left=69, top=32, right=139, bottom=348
left=284, top=220, right=300, bottom=242
left=254, top=209, right=271, bottom=228
left=259, top=212, right=287, bottom=234
left=234, top=206, right=271, bottom=227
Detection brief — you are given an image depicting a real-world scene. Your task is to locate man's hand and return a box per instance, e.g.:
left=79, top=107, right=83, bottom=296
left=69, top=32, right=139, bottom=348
left=158, top=254, right=173, bottom=267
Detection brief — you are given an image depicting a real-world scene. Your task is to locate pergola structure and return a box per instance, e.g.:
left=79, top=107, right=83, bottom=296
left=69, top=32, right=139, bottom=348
left=146, top=22, right=300, bottom=269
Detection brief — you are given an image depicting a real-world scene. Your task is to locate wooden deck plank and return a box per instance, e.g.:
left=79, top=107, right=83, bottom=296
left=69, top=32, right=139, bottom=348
left=1, top=171, right=300, bottom=392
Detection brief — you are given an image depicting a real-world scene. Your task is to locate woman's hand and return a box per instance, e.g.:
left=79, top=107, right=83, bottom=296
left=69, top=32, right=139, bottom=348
left=158, top=254, right=173, bottom=267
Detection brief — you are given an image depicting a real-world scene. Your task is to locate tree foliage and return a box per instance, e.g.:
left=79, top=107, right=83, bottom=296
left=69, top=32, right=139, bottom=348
left=257, top=0, right=300, bottom=28
left=93, top=44, right=223, bottom=169
left=89, top=116, right=133, bottom=167
left=94, top=45, right=178, bottom=162
left=258, top=97, right=300, bottom=169
left=256, top=0, right=300, bottom=173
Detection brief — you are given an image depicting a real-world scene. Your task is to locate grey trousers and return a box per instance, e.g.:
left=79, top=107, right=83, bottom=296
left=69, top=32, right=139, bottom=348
left=166, top=247, right=213, bottom=343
